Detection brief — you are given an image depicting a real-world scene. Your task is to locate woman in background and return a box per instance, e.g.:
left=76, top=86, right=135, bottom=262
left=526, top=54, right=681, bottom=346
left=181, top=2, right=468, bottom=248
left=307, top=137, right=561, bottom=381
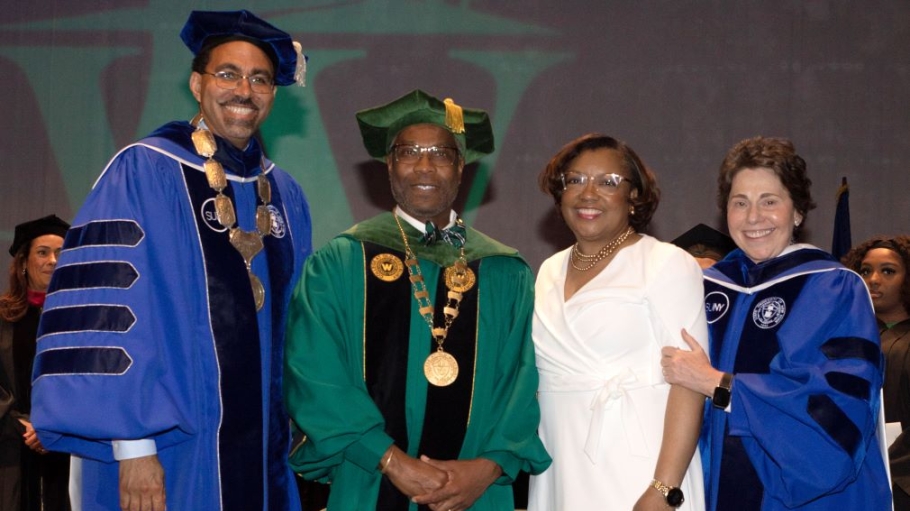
left=0, top=214, right=70, bottom=511
left=843, top=235, right=910, bottom=510
left=529, top=134, right=707, bottom=510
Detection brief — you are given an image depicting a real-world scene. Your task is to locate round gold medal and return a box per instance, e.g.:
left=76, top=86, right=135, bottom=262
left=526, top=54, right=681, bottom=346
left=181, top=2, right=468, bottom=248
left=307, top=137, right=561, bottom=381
left=250, top=273, right=266, bottom=311
left=444, top=264, right=475, bottom=293
left=424, top=351, right=459, bottom=386
left=370, top=253, right=404, bottom=282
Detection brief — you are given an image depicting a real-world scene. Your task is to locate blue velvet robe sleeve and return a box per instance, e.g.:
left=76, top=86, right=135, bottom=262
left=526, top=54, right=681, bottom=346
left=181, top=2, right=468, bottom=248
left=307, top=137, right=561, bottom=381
left=31, top=145, right=214, bottom=462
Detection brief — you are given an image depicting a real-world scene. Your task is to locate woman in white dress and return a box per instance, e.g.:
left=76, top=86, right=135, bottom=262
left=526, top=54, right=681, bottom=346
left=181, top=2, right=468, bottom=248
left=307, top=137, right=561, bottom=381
left=528, top=134, right=708, bottom=510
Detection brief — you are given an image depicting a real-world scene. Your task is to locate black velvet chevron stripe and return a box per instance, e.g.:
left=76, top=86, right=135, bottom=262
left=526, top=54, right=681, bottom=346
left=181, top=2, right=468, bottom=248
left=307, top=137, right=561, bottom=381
left=65, top=220, right=143, bottom=248
left=820, top=337, right=881, bottom=366
left=40, top=305, right=135, bottom=336
left=34, top=346, right=131, bottom=377
left=807, top=394, right=862, bottom=455
left=49, top=262, right=139, bottom=292
left=825, top=371, right=872, bottom=400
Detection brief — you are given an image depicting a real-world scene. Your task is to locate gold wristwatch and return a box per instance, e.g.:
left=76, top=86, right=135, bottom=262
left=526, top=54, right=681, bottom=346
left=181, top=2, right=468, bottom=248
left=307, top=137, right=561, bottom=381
left=651, top=478, right=684, bottom=508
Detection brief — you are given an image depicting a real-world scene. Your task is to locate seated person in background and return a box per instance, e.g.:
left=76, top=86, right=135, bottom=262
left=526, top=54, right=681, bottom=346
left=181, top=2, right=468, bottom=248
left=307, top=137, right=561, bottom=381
left=843, top=235, right=910, bottom=510
left=671, top=223, right=736, bottom=270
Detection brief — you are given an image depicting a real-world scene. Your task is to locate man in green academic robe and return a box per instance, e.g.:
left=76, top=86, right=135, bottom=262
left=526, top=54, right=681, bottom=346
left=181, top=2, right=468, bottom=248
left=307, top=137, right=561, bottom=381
left=284, top=89, right=551, bottom=511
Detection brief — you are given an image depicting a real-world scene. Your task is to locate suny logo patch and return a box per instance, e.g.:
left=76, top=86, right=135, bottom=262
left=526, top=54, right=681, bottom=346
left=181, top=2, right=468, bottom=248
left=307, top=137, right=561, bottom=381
left=705, top=291, right=730, bottom=324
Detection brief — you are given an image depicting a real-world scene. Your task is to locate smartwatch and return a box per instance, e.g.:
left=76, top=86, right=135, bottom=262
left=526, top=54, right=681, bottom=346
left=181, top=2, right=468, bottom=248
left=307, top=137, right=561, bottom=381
left=651, top=479, right=685, bottom=508
left=712, top=372, right=733, bottom=409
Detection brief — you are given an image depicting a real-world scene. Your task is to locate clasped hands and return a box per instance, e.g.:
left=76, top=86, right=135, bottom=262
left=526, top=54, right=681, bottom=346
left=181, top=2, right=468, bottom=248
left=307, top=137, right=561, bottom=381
left=382, top=445, right=501, bottom=511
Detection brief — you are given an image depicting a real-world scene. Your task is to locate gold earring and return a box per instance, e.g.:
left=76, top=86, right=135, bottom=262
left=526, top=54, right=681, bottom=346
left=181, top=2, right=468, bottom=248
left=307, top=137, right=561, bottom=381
left=629, top=206, right=635, bottom=215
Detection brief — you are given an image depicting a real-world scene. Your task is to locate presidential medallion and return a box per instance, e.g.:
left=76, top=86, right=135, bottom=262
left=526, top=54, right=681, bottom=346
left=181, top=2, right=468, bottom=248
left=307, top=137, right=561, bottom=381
left=444, top=262, right=475, bottom=293
left=370, top=253, right=404, bottom=282
left=424, top=350, right=459, bottom=387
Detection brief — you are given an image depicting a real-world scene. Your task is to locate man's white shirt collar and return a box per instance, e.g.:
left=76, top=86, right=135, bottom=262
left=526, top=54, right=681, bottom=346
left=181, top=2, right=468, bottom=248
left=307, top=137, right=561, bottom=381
left=394, top=206, right=457, bottom=231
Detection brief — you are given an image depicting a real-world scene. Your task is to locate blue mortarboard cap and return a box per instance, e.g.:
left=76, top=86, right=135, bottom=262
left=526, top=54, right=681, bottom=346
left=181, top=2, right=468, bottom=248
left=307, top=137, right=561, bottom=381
left=180, top=10, right=300, bottom=86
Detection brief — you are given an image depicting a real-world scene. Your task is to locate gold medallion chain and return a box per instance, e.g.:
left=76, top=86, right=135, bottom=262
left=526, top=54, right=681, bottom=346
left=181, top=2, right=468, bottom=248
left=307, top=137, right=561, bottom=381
left=190, top=115, right=271, bottom=310
left=393, top=212, right=468, bottom=386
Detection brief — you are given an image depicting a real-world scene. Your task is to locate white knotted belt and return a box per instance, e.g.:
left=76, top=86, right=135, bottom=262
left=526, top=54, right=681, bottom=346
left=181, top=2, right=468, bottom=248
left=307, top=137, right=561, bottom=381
left=539, top=367, right=651, bottom=464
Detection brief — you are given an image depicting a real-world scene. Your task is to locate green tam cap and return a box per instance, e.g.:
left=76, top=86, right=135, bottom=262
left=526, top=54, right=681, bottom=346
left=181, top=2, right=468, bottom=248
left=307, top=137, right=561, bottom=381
left=356, top=89, right=494, bottom=164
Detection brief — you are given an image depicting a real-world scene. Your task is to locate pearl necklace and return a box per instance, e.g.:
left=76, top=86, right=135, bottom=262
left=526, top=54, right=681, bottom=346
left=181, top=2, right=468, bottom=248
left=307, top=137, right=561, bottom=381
left=570, top=226, right=635, bottom=271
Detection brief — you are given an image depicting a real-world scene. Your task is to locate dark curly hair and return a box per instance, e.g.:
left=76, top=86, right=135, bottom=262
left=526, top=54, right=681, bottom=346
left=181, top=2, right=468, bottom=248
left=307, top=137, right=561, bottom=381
left=842, top=235, right=910, bottom=316
left=539, top=133, right=660, bottom=232
left=717, top=136, right=816, bottom=240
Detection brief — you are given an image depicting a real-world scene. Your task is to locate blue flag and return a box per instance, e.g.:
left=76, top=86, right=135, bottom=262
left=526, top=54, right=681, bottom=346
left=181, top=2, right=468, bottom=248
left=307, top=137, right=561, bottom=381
left=831, top=177, right=851, bottom=260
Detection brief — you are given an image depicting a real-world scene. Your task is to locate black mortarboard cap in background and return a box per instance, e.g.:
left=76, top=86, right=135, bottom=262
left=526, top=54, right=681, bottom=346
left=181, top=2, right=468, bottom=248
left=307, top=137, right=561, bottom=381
left=671, top=223, right=736, bottom=261
left=9, top=214, right=70, bottom=256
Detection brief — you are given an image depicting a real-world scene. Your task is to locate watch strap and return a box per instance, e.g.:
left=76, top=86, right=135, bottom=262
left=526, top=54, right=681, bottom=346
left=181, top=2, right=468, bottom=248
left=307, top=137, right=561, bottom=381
left=651, top=478, right=685, bottom=508
left=651, top=479, right=686, bottom=509
left=712, top=371, right=733, bottom=409
left=651, top=478, right=671, bottom=497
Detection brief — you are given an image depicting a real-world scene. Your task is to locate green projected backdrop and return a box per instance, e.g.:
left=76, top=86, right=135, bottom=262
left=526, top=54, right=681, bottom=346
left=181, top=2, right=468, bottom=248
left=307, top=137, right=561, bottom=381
left=2, top=1, right=909, bottom=273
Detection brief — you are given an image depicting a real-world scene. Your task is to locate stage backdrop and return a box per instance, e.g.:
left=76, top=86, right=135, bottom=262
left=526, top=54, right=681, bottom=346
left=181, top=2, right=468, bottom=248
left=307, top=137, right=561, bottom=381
left=2, top=0, right=909, bottom=273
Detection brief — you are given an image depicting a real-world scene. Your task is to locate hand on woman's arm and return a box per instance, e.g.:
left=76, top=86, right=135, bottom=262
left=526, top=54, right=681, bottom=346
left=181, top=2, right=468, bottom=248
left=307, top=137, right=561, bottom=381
left=661, top=329, right=725, bottom=397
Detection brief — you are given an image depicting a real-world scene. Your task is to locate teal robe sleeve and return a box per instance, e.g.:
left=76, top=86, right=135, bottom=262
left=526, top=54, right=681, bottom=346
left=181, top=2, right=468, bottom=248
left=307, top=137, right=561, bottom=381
left=459, top=255, right=551, bottom=484
left=284, top=238, right=393, bottom=481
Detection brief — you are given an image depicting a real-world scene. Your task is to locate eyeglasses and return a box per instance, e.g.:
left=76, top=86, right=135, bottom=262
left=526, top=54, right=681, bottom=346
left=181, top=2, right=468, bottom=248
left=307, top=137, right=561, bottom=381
left=202, top=71, right=275, bottom=94
left=560, top=172, right=628, bottom=194
left=391, top=144, right=460, bottom=166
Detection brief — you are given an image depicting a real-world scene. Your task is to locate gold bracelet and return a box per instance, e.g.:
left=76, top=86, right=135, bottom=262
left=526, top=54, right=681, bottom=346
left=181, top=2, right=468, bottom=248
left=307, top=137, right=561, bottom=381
left=379, top=449, right=394, bottom=473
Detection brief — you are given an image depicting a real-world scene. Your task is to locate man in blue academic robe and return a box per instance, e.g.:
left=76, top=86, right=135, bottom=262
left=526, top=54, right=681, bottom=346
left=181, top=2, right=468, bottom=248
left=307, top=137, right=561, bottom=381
left=29, top=10, right=311, bottom=511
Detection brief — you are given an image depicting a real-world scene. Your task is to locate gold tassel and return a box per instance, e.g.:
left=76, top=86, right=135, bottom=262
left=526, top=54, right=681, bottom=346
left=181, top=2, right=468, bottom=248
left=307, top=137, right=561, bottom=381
left=443, top=98, right=465, bottom=134
left=293, top=41, right=307, bottom=87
